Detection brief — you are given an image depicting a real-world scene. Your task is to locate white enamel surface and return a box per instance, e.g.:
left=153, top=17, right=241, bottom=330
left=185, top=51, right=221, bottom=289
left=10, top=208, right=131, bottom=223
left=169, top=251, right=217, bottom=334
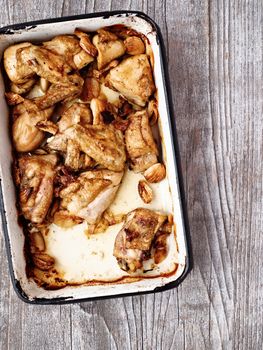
left=45, top=170, right=178, bottom=283
left=0, top=13, right=187, bottom=301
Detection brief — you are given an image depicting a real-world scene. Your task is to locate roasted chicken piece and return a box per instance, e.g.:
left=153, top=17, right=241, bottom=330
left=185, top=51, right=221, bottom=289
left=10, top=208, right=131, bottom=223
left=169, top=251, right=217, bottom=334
left=125, top=110, right=158, bottom=172
left=93, top=29, right=125, bottom=70
left=43, top=34, right=95, bottom=70
left=3, top=42, right=35, bottom=84
left=65, top=124, right=126, bottom=171
left=5, top=93, right=54, bottom=152
left=16, top=154, right=57, bottom=224
left=6, top=44, right=84, bottom=108
left=48, top=124, right=126, bottom=171
left=106, top=54, right=155, bottom=106
left=19, top=45, right=72, bottom=84
left=113, top=208, right=167, bottom=272
left=57, top=103, right=92, bottom=132
left=57, top=169, right=123, bottom=224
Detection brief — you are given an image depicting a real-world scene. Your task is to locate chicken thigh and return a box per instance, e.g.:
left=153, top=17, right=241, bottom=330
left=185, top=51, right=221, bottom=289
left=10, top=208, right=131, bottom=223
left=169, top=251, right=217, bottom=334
left=125, top=110, right=158, bottom=172
left=16, top=154, right=58, bottom=224
left=106, top=54, right=155, bottom=106
left=113, top=208, right=167, bottom=272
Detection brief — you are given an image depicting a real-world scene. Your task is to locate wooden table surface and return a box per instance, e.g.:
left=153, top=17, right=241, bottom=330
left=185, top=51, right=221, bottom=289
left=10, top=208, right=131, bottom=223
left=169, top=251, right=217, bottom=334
left=0, top=1, right=262, bottom=349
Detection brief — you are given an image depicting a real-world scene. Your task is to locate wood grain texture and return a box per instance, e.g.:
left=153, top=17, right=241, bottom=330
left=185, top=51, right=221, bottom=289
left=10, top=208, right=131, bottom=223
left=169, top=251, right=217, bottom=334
left=0, top=0, right=262, bottom=349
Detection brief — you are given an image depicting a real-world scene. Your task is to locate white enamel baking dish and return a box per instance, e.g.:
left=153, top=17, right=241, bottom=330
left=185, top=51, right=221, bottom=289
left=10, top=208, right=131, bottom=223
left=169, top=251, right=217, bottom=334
left=0, top=11, right=191, bottom=304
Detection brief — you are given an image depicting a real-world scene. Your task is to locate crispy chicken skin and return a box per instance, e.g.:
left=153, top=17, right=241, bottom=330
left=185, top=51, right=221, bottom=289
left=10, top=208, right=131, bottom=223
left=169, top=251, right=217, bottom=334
left=58, top=169, right=123, bottom=224
left=114, top=208, right=167, bottom=272
left=125, top=110, right=158, bottom=172
left=17, top=154, right=57, bottom=224
left=48, top=124, right=126, bottom=171
left=106, top=54, right=155, bottom=106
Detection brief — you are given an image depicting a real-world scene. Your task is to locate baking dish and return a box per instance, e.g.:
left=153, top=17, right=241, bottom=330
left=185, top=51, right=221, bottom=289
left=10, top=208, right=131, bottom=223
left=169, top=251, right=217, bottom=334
left=0, top=11, right=191, bottom=304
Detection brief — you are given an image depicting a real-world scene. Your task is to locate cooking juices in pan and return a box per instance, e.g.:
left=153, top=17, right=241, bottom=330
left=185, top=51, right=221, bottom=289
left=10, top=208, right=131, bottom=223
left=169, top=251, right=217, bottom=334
left=3, top=25, right=178, bottom=289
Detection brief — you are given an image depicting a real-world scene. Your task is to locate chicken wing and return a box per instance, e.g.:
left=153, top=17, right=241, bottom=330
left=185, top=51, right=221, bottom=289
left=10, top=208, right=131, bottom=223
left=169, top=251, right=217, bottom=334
left=33, top=75, right=84, bottom=110
left=113, top=208, right=167, bottom=272
left=58, top=169, right=123, bottom=224
left=106, top=54, right=155, bottom=106
left=48, top=124, right=126, bottom=171
left=17, top=154, right=58, bottom=224
left=66, top=124, right=126, bottom=171
left=125, top=110, right=158, bottom=172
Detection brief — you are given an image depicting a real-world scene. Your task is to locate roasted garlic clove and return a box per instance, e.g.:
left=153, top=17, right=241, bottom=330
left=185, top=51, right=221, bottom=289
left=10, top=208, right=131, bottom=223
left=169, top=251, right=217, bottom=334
left=81, top=77, right=100, bottom=102
left=124, top=36, right=145, bottom=55
left=147, top=99, right=159, bottom=125
left=40, top=77, right=50, bottom=92
left=12, top=100, right=54, bottom=152
left=73, top=49, right=94, bottom=70
left=144, top=163, right=166, bottom=183
left=32, top=253, right=55, bottom=271
left=90, top=98, right=107, bottom=125
left=138, top=180, right=153, bottom=204
left=29, top=231, right=46, bottom=253
left=13, top=114, right=45, bottom=152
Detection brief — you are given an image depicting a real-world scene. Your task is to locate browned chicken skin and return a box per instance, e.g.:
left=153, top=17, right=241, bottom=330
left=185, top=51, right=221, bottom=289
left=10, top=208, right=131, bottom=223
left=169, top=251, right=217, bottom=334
left=48, top=124, right=126, bottom=171
left=114, top=208, right=167, bottom=272
left=125, top=110, right=158, bottom=172
left=106, top=54, right=155, bottom=106
left=57, top=169, right=123, bottom=224
left=17, top=154, right=58, bottom=224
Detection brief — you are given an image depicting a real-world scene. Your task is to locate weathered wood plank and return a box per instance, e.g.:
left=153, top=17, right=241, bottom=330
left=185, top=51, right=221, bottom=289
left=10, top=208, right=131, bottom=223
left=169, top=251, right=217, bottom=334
left=0, top=0, right=262, bottom=349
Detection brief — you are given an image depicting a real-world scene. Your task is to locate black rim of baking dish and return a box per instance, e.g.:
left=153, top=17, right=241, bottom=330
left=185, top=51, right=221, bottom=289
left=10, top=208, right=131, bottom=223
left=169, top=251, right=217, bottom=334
left=0, top=10, right=193, bottom=305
